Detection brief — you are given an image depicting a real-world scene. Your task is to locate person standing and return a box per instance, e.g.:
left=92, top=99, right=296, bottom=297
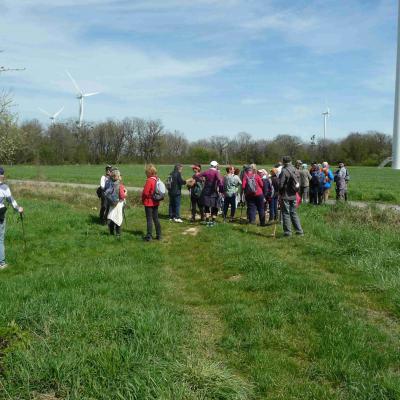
left=278, top=156, right=304, bottom=237
left=223, top=165, right=242, bottom=222
left=242, top=165, right=265, bottom=226
left=268, top=168, right=279, bottom=222
left=167, top=164, right=186, bottom=223
left=0, top=167, right=24, bottom=269
left=334, top=162, right=348, bottom=201
left=321, top=161, right=334, bottom=203
left=142, top=164, right=162, bottom=241
left=199, top=161, right=223, bottom=226
left=299, top=164, right=311, bottom=203
left=105, top=169, right=126, bottom=237
left=309, top=163, right=324, bottom=205
left=189, top=164, right=205, bottom=222
left=99, top=165, right=113, bottom=224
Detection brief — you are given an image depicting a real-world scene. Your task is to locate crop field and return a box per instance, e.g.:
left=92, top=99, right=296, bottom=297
left=0, top=183, right=399, bottom=399
left=7, top=164, right=400, bottom=204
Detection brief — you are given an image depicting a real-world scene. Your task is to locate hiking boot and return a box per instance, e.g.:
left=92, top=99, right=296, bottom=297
left=295, top=231, right=304, bottom=236
left=0, top=263, right=8, bottom=270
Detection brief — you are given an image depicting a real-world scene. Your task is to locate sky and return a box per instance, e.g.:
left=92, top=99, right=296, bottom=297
left=0, top=0, right=397, bottom=141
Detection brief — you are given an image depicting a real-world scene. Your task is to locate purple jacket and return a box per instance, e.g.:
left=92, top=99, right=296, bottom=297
left=199, top=168, right=223, bottom=196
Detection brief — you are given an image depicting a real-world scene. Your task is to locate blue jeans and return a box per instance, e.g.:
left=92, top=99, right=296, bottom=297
left=223, top=195, right=236, bottom=219
left=269, top=197, right=278, bottom=220
left=0, top=219, right=5, bottom=265
left=169, top=194, right=181, bottom=219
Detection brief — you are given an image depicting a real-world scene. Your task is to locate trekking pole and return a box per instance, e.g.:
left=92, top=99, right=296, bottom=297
left=19, top=212, right=27, bottom=251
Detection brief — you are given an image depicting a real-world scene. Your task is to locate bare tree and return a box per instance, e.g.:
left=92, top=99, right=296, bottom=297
left=136, top=119, right=163, bottom=163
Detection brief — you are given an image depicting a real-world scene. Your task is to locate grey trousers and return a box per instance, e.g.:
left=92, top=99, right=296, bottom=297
left=281, top=199, right=303, bottom=236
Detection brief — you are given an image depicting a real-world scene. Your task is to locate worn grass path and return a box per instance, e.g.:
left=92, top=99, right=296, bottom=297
left=0, top=184, right=399, bottom=399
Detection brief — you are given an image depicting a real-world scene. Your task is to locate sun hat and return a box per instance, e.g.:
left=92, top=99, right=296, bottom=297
left=210, top=161, right=218, bottom=167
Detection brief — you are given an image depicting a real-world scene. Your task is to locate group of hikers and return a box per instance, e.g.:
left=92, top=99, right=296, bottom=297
left=97, top=158, right=350, bottom=242
left=0, top=159, right=350, bottom=269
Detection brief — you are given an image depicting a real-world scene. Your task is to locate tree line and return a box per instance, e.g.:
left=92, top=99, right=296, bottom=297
left=0, top=92, right=392, bottom=166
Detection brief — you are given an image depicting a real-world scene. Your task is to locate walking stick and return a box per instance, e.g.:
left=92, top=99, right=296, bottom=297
left=19, top=212, right=27, bottom=251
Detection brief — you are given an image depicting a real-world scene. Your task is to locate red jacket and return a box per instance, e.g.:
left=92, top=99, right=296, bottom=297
left=242, top=172, right=264, bottom=197
left=142, top=176, right=159, bottom=207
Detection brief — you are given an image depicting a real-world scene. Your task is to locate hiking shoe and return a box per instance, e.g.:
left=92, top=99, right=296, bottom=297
left=174, top=218, right=183, bottom=223
left=295, top=232, right=304, bottom=236
left=156, top=236, right=162, bottom=241
left=144, top=235, right=153, bottom=242
left=0, top=263, right=8, bottom=270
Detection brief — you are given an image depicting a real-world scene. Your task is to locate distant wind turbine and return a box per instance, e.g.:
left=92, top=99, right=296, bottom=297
left=66, top=70, right=99, bottom=127
left=322, top=108, right=330, bottom=141
left=38, top=106, right=64, bottom=124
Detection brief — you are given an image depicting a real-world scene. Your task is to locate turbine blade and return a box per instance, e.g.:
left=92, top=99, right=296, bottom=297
left=38, top=107, right=51, bottom=117
left=53, top=106, right=64, bottom=118
left=66, top=70, right=82, bottom=94
left=83, top=92, right=100, bottom=97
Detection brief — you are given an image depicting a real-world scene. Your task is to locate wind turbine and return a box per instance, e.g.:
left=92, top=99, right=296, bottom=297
left=38, top=106, right=64, bottom=124
left=66, top=71, right=99, bottom=127
left=322, top=108, right=330, bottom=141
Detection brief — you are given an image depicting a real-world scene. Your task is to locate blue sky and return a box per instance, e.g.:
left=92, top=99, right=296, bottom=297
left=0, top=0, right=397, bottom=141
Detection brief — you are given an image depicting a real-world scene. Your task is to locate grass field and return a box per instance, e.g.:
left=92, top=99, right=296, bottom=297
left=0, top=184, right=399, bottom=399
left=6, top=164, right=400, bottom=204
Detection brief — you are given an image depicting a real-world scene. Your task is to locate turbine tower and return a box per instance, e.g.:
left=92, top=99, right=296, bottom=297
left=66, top=71, right=99, bottom=127
left=38, top=106, right=64, bottom=124
left=393, top=0, right=400, bottom=169
left=322, top=108, right=330, bottom=141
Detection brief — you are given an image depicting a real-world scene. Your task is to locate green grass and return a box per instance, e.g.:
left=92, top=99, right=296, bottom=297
left=6, top=164, right=400, bottom=204
left=0, top=184, right=399, bottom=399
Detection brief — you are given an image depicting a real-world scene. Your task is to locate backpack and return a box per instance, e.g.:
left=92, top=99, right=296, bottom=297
left=191, top=180, right=204, bottom=199
left=244, top=174, right=257, bottom=195
left=165, top=174, right=173, bottom=191
left=152, top=178, right=166, bottom=201
left=105, top=185, right=119, bottom=207
left=288, top=170, right=300, bottom=193
left=345, top=169, right=350, bottom=182
left=96, top=186, right=103, bottom=198
left=311, top=171, right=321, bottom=187
left=264, top=178, right=274, bottom=199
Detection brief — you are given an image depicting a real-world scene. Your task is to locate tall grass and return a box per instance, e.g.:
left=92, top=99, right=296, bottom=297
left=0, top=186, right=399, bottom=399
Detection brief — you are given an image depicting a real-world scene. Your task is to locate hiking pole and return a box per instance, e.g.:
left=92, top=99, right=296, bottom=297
left=19, top=212, right=27, bottom=251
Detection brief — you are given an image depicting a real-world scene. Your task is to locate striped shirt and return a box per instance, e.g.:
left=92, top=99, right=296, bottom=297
left=0, top=182, right=19, bottom=211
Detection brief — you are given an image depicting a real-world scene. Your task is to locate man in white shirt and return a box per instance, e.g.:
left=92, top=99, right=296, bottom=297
left=0, top=167, right=24, bottom=270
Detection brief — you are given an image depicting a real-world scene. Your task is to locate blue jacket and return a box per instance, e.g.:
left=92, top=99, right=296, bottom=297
left=323, top=169, right=334, bottom=189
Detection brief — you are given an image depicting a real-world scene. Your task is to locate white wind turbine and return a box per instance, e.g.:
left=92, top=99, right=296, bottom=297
left=66, top=71, right=100, bottom=127
left=322, top=108, right=330, bottom=141
left=38, top=106, right=64, bottom=124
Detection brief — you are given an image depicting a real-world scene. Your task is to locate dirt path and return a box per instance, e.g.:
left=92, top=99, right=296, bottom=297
left=8, top=179, right=400, bottom=212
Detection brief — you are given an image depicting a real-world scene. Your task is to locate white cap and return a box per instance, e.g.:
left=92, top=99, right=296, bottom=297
left=210, top=161, right=218, bottom=167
